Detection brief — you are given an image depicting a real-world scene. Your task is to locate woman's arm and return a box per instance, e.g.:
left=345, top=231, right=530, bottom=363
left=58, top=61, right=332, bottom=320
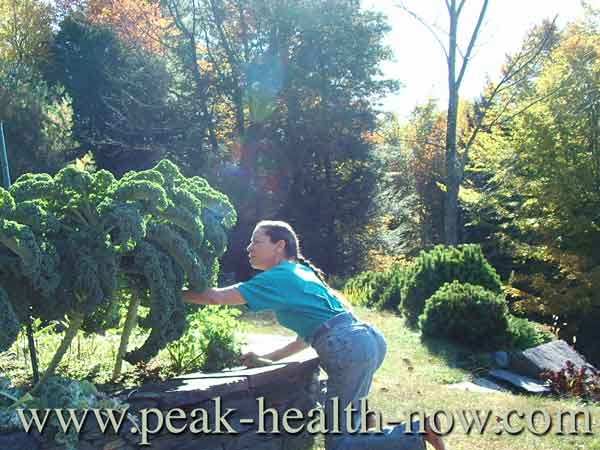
left=241, top=337, right=308, bottom=368
left=182, top=286, right=246, bottom=306
left=263, top=337, right=308, bottom=360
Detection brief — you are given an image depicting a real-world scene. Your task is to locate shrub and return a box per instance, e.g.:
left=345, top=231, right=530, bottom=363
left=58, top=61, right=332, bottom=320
left=419, top=281, right=509, bottom=348
left=505, top=315, right=553, bottom=350
left=343, top=270, right=389, bottom=307
left=376, top=266, right=407, bottom=310
left=402, top=244, right=502, bottom=325
left=343, top=265, right=407, bottom=310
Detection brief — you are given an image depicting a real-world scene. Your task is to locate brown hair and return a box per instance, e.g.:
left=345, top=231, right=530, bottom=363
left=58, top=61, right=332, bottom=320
left=255, top=220, right=353, bottom=311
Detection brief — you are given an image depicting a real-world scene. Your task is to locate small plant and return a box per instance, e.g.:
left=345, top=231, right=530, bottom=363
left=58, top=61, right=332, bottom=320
left=0, top=376, right=129, bottom=449
left=542, top=360, right=600, bottom=403
left=165, top=306, right=244, bottom=375
left=505, top=315, right=553, bottom=350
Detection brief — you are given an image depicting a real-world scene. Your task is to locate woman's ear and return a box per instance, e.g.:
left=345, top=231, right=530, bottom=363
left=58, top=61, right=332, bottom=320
left=276, top=239, right=286, bottom=253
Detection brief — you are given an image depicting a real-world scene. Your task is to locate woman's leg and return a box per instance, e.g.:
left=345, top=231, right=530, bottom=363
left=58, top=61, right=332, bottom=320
left=316, top=324, right=427, bottom=450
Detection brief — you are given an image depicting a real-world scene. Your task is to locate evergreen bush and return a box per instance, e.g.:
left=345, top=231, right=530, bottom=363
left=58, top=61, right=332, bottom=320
left=343, top=270, right=389, bottom=307
left=419, top=281, right=509, bottom=348
left=343, top=264, right=407, bottom=310
left=402, top=244, right=502, bottom=325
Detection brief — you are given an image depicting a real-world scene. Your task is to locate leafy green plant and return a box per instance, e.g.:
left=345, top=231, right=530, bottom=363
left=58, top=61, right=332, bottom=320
left=0, top=159, right=237, bottom=391
left=402, top=244, right=502, bottom=325
left=0, top=376, right=129, bottom=449
left=419, top=281, right=509, bottom=348
left=165, top=306, right=244, bottom=375
left=505, top=315, right=553, bottom=350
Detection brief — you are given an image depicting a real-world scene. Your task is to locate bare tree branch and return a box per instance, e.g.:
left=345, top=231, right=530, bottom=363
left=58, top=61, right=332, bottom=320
left=397, top=2, right=449, bottom=61
left=455, top=0, right=489, bottom=90
left=456, top=0, right=467, bottom=18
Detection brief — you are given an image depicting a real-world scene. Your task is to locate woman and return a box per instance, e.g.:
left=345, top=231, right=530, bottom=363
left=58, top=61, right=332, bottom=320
left=183, top=220, right=446, bottom=450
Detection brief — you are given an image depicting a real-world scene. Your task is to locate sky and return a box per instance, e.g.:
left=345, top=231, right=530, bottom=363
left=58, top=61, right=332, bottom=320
left=361, top=0, right=587, bottom=119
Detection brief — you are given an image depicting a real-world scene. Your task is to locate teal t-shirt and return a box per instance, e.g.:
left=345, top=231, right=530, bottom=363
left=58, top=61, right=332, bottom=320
left=234, top=261, right=346, bottom=342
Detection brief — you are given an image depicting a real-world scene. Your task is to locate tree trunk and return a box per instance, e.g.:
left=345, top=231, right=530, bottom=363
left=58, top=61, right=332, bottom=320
left=443, top=0, right=488, bottom=245
left=444, top=0, right=460, bottom=245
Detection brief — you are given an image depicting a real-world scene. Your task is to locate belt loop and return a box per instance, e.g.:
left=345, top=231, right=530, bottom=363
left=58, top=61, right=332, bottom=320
left=311, top=311, right=355, bottom=345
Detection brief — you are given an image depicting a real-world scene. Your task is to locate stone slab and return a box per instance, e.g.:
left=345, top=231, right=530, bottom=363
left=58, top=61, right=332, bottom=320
left=448, top=377, right=508, bottom=394
left=488, top=369, right=551, bottom=394
left=158, top=377, right=250, bottom=409
left=0, top=432, right=39, bottom=450
left=509, top=340, right=596, bottom=379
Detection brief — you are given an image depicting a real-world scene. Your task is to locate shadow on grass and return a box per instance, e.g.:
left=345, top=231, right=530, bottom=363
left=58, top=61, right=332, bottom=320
left=419, top=333, right=497, bottom=376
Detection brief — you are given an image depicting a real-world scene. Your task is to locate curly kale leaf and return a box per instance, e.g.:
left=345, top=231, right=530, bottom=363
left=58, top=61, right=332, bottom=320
left=82, top=298, right=122, bottom=334
left=12, top=200, right=61, bottom=235
left=170, top=186, right=203, bottom=213
left=0, top=188, right=15, bottom=218
left=0, top=219, right=41, bottom=281
left=9, top=174, right=55, bottom=203
left=0, top=287, right=20, bottom=352
left=162, top=205, right=204, bottom=245
left=153, top=159, right=185, bottom=186
left=90, top=170, right=117, bottom=207
left=124, top=242, right=186, bottom=363
left=201, top=210, right=228, bottom=257
left=54, top=166, right=93, bottom=211
left=36, top=241, right=62, bottom=297
left=112, top=180, right=169, bottom=211
left=146, top=222, right=208, bottom=291
left=62, top=234, right=117, bottom=315
left=55, top=166, right=94, bottom=197
left=100, top=201, right=147, bottom=251
left=187, top=177, right=237, bottom=228
left=121, top=169, right=165, bottom=186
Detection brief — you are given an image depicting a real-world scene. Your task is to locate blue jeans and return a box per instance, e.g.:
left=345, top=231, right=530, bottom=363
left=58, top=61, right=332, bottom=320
left=312, top=313, right=425, bottom=450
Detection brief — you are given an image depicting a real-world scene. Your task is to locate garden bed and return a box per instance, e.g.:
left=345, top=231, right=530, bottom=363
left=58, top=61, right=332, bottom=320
left=1, top=354, right=320, bottom=450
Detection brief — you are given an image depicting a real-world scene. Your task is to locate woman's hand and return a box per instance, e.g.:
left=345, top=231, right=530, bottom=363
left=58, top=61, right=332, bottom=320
left=240, top=352, right=273, bottom=368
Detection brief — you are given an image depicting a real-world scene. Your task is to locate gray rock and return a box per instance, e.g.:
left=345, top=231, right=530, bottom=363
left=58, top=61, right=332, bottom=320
left=448, top=377, right=508, bottom=394
left=488, top=369, right=551, bottom=394
left=0, top=432, right=40, bottom=450
left=75, top=441, right=95, bottom=450
left=492, top=351, right=509, bottom=368
left=102, top=437, right=127, bottom=450
left=509, top=340, right=596, bottom=379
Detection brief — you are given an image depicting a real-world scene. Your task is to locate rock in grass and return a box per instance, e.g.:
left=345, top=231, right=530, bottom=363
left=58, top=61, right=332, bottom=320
left=509, top=340, right=596, bottom=379
left=488, top=369, right=551, bottom=394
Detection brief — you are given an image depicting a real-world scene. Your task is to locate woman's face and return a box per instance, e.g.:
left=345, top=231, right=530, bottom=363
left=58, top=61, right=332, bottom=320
left=246, top=227, right=284, bottom=271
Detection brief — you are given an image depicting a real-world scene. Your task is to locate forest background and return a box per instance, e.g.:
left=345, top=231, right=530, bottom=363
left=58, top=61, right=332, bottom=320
left=0, top=0, right=599, bottom=365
